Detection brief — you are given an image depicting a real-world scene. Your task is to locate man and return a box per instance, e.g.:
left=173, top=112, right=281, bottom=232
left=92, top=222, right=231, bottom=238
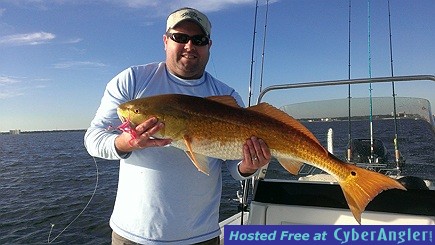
left=84, top=7, right=271, bottom=244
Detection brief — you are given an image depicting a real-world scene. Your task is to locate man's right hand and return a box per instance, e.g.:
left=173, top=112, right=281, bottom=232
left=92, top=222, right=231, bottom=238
left=115, top=117, right=172, bottom=154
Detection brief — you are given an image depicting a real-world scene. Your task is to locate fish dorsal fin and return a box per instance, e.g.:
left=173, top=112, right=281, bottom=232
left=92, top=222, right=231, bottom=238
left=206, top=95, right=241, bottom=108
left=248, top=103, right=321, bottom=146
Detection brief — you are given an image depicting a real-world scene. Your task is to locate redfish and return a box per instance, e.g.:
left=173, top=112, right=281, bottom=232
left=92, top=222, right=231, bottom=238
left=117, top=94, right=406, bottom=224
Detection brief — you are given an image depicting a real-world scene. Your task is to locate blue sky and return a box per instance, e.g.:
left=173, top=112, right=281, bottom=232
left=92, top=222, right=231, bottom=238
left=0, top=0, right=434, bottom=132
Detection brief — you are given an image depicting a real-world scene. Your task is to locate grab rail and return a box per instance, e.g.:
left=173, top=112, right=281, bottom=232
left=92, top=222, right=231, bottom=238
left=257, top=75, right=435, bottom=104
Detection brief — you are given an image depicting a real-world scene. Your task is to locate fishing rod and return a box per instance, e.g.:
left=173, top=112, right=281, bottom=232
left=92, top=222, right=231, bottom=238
left=367, top=0, right=375, bottom=163
left=247, top=0, right=259, bottom=107
left=241, top=0, right=259, bottom=225
left=259, top=0, right=270, bottom=93
left=347, top=0, right=352, bottom=162
left=387, top=0, right=401, bottom=167
left=258, top=0, right=269, bottom=194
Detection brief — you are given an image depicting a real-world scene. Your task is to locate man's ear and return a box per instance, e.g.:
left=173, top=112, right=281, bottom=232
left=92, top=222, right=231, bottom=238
left=163, top=34, right=168, bottom=50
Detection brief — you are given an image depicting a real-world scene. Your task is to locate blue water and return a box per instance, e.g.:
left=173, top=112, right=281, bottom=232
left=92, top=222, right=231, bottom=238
left=303, top=119, right=435, bottom=180
left=0, top=119, right=433, bottom=244
left=0, top=130, right=242, bottom=244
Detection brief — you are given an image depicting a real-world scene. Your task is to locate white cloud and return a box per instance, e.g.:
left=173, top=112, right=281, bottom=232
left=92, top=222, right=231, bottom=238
left=0, top=76, right=24, bottom=99
left=0, top=90, right=24, bottom=99
left=112, top=0, right=270, bottom=14
left=0, top=76, right=21, bottom=85
left=4, top=1, right=276, bottom=18
left=53, top=61, right=107, bottom=69
left=0, top=32, right=56, bottom=46
left=63, top=38, right=83, bottom=44
left=0, top=75, right=50, bottom=99
left=119, top=0, right=159, bottom=8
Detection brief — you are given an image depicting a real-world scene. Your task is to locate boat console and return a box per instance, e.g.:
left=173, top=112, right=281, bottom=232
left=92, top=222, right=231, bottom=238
left=248, top=179, right=435, bottom=225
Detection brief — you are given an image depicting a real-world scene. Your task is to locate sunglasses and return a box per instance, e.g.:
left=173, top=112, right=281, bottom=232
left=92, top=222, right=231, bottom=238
left=167, top=32, right=210, bottom=46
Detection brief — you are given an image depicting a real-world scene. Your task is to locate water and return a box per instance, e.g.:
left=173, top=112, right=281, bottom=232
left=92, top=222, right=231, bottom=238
left=0, top=130, right=242, bottom=244
left=0, top=119, right=434, bottom=244
left=303, top=119, right=435, bottom=180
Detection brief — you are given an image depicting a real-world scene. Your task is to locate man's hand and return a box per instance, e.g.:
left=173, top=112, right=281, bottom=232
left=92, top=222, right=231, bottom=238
left=115, top=117, right=172, bottom=154
left=239, top=136, right=271, bottom=176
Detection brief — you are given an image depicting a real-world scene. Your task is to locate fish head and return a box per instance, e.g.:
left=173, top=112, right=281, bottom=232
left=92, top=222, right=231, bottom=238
left=117, top=98, right=161, bottom=126
left=117, top=96, right=188, bottom=139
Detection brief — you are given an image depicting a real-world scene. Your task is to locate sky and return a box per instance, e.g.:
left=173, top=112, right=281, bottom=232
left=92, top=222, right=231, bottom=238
left=0, top=0, right=434, bottom=132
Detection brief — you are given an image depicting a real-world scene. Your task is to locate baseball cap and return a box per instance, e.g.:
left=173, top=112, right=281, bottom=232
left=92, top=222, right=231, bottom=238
left=166, top=7, right=211, bottom=36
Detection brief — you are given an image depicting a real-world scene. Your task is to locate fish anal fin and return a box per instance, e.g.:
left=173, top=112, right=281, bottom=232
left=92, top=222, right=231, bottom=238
left=277, top=158, right=305, bottom=175
left=338, top=164, right=406, bottom=224
left=249, top=103, right=322, bottom=146
left=183, top=136, right=210, bottom=175
left=206, top=95, right=241, bottom=108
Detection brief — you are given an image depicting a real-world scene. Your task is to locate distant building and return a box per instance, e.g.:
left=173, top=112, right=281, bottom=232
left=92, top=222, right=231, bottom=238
left=10, top=129, right=21, bottom=134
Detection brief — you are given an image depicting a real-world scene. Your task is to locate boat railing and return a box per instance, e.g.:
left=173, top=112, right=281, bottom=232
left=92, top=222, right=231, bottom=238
left=257, top=75, right=435, bottom=103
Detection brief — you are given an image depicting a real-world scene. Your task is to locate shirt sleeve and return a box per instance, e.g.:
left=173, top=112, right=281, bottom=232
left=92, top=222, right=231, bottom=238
left=226, top=160, right=259, bottom=180
left=84, top=68, right=135, bottom=160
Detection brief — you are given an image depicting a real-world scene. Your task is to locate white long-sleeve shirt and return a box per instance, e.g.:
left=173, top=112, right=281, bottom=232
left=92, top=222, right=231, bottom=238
left=84, top=62, right=252, bottom=244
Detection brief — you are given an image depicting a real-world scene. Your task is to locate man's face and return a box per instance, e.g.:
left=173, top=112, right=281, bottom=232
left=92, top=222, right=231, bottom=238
left=164, top=21, right=212, bottom=79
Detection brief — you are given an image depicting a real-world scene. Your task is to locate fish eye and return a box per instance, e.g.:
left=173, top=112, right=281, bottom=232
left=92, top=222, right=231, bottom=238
left=134, top=109, right=140, bottom=114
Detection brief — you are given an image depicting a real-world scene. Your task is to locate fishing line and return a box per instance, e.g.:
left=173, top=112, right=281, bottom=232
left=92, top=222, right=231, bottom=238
left=47, top=156, right=99, bottom=243
left=210, top=55, right=218, bottom=79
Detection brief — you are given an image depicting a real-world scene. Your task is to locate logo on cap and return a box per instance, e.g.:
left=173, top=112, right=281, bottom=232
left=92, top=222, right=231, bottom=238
left=181, top=12, right=202, bottom=23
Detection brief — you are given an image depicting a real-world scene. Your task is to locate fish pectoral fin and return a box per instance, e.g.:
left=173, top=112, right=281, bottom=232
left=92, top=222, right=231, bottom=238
left=277, top=158, right=305, bottom=175
left=183, top=136, right=210, bottom=175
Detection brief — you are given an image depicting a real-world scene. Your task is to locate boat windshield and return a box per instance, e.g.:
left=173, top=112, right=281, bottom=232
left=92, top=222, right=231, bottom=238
left=257, top=76, right=435, bottom=184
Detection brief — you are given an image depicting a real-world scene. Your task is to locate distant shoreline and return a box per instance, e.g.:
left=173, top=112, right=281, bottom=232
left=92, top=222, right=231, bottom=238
left=0, top=129, right=86, bottom=135
left=299, top=114, right=426, bottom=123
left=2, top=115, right=432, bottom=135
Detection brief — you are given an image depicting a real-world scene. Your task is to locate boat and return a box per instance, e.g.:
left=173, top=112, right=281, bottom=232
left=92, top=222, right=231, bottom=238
left=219, top=75, right=435, bottom=243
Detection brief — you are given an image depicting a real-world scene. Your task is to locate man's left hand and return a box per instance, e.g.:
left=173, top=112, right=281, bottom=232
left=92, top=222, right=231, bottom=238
left=239, top=136, right=271, bottom=176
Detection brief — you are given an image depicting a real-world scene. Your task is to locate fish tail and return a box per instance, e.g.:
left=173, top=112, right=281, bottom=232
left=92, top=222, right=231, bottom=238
left=338, top=164, right=406, bottom=224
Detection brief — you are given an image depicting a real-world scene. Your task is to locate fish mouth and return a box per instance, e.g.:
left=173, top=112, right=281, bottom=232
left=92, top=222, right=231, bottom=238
left=117, top=105, right=128, bottom=122
left=117, top=109, right=127, bottom=123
